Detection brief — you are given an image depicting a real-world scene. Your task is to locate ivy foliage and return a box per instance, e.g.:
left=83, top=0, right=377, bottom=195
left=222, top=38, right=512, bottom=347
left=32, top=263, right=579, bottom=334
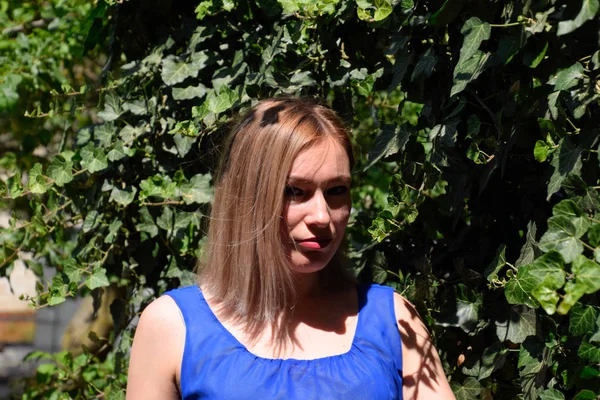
left=1, top=0, right=600, bottom=398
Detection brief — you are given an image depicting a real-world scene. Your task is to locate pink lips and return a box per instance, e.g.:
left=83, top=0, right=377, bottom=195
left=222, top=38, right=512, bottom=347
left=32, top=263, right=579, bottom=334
left=295, top=238, right=332, bottom=250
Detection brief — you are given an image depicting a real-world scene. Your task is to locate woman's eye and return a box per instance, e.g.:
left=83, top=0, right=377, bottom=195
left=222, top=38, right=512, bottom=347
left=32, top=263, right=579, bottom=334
left=327, top=186, right=348, bottom=196
left=284, top=186, right=304, bottom=198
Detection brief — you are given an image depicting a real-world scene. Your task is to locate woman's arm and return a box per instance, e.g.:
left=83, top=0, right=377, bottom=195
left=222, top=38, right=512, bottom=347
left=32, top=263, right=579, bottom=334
left=393, top=293, right=456, bottom=399
left=126, top=296, right=185, bottom=400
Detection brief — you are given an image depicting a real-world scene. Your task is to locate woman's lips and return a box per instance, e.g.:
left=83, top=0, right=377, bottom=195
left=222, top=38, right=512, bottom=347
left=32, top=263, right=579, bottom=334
left=295, top=238, right=332, bottom=250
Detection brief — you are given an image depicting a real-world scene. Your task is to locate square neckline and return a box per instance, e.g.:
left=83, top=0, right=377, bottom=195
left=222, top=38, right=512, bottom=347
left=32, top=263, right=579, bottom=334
left=196, top=284, right=368, bottom=363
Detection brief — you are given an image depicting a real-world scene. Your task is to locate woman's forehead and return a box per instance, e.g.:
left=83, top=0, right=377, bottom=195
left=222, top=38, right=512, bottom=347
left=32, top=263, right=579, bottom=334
left=288, top=139, right=351, bottom=182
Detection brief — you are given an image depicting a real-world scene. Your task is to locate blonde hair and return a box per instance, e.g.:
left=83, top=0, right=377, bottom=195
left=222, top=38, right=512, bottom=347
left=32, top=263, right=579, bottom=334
left=199, top=98, right=355, bottom=330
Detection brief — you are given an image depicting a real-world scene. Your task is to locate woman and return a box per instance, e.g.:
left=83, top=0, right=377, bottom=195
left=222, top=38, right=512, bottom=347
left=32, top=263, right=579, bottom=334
left=127, top=98, right=455, bottom=399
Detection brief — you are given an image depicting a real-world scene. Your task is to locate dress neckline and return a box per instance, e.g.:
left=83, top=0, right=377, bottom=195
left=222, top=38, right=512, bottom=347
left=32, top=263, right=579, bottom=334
left=196, top=284, right=367, bottom=363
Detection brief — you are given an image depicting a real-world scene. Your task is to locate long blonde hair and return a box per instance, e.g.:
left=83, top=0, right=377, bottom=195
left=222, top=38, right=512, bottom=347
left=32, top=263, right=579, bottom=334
left=199, top=98, right=355, bottom=329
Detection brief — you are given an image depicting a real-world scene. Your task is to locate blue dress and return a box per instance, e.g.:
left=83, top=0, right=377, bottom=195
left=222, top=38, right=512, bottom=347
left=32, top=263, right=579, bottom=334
left=164, top=284, right=403, bottom=399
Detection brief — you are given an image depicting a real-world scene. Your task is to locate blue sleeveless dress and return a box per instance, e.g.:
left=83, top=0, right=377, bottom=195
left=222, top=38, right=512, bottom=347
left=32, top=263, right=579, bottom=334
left=164, top=284, right=403, bottom=399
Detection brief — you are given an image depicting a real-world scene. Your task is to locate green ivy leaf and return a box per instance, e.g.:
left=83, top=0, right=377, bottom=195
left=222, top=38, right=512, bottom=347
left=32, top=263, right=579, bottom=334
left=532, top=285, right=561, bottom=314
left=466, top=143, right=486, bottom=164
left=462, top=342, right=508, bottom=380
left=157, top=207, right=175, bottom=234
left=365, top=124, right=410, bottom=170
left=587, top=223, right=600, bottom=247
left=571, top=255, right=600, bottom=295
left=139, top=175, right=177, bottom=200
left=350, top=68, right=384, bottom=98
left=48, top=276, right=68, bottom=306
left=104, top=218, right=123, bottom=244
left=506, top=253, right=565, bottom=310
left=356, top=0, right=393, bottom=22
left=206, top=86, right=239, bottom=114
left=553, top=199, right=583, bottom=218
left=484, top=244, right=507, bottom=282
left=534, top=140, right=550, bottom=162
left=118, top=123, right=147, bottom=143
left=47, top=292, right=66, bottom=306
left=574, top=390, right=597, bottom=400
left=429, top=118, right=460, bottom=148
left=590, top=315, right=600, bottom=342
left=547, top=137, right=584, bottom=200
left=169, top=120, right=199, bottom=137
left=547, top=91, right=560, bottom=120
left=466, top=114, right=481, bottom=138
left=161, top=55, right=200, bottom=86
left=7, top=172, right=24, bottom=198
left=538, top=223, right=583, bottom=263
left=122, top=99, right=148, bottom=115
left=180, top=173, right=213, bottom=204
left=47, top=155, right=73, bottom=187
left=495, top=305, right=537, bottom=344
left=437, top=285, right=482, bottom=333
left=373, top=0, right=393, bottom=21
left=80, top=143, right=108, bottom=174
left=559, top=281, right=587, bottom=315
left=569, top=303, right=598, bottom=336
left=578, top=340, right=600, bottom=362
left=547, top=214, right=589, bottom=239
left=135, top=207, right=159, bottom=238
left=411, top=47, right=437, bottom=81
left=557, top=0, right=599, bottom=36
left=107, top=140, right=135, bottom=162
left=195, top=0, right=213, bottom=19
left=98, top=92, right=123, bottom=121
left=451, top=50, right=490, bottom=96
left=518, top=338, right=546, bottom=398
left=554, top=63, right=584, bottom=91
left=522, top=252, right=566, bottom=314
left=524, top=42, right=548, bottom=69
left=288, top=70, right=317, bottom=90
left=172, top=84, right=208, bottom=100
left=28, top=163, right=49, bottom=194
left=110, top=185, right=137, bottom=206
left=0, top=74, right=22, bottom=112
left=85, top=266, right=110, bottom=290
left=82, top=210, right=103, bottom=233
left=429, top=179, right=448, bottom=198
left=451, top=377, right=482, bottom=400
left=105, top=385, right=126, bottom=400
left=505, top=267, right=539, bottom=309
left=370, top=251, right=388, bottom=284
left=173, top=134, right=196, bottom=157
left=94, top=122, right=117, bottom=148
left=387, top=54, right=411, bottom=91
left=62, top=258, right=83, bottom=283
left=539, top=388, right=565, bottom=400
left=459, top=17, right=491, bottom=63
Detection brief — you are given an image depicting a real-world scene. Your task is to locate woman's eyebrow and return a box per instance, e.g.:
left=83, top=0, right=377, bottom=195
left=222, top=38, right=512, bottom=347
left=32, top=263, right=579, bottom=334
left=287, top=175, right=351, bottom=183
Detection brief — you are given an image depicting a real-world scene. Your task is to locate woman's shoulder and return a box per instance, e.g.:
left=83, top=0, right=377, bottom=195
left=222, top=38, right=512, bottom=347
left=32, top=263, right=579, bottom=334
left=389, top=290, right=456, bottom=398
left=360, top=284, right=422, bottom=326
left=136, top=294, right=186, bottom=340
left=127, top=295, right=186, bottom=399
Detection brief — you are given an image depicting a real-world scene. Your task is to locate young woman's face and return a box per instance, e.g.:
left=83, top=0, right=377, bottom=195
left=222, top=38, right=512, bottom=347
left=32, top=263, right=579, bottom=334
left=282, top=138, right=352, bottom=274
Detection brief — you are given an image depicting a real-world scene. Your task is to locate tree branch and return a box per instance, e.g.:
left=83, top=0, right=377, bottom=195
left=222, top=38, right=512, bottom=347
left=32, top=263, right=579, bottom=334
left=2, top=19, right=53, bottom=35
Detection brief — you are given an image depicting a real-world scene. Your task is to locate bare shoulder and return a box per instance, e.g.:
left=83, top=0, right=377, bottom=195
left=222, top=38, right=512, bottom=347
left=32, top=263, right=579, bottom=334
left=126, top=295, right=185, bottom=400
left=392, top=292, right=455, bottom=399
left=139, top=295, right=185, bottom=329
left=392, top=292, right=431, bottom=341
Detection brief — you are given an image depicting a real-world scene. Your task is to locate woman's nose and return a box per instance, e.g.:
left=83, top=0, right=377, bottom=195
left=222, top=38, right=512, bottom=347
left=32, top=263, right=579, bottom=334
left=305, top=192, right=330, bottom=227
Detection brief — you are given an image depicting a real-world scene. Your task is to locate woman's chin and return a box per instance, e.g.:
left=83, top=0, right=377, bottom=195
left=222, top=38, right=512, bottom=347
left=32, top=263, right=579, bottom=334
left=288, top=255, right=330, bottom=274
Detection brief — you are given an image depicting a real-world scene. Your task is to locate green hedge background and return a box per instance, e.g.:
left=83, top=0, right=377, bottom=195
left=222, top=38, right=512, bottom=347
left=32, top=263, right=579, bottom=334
left=1, top=0, right=600, bottom=398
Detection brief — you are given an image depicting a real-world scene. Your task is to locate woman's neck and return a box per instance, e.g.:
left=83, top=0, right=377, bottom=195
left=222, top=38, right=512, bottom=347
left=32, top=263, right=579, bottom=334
left=293, top=272, right=322, bottom=301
